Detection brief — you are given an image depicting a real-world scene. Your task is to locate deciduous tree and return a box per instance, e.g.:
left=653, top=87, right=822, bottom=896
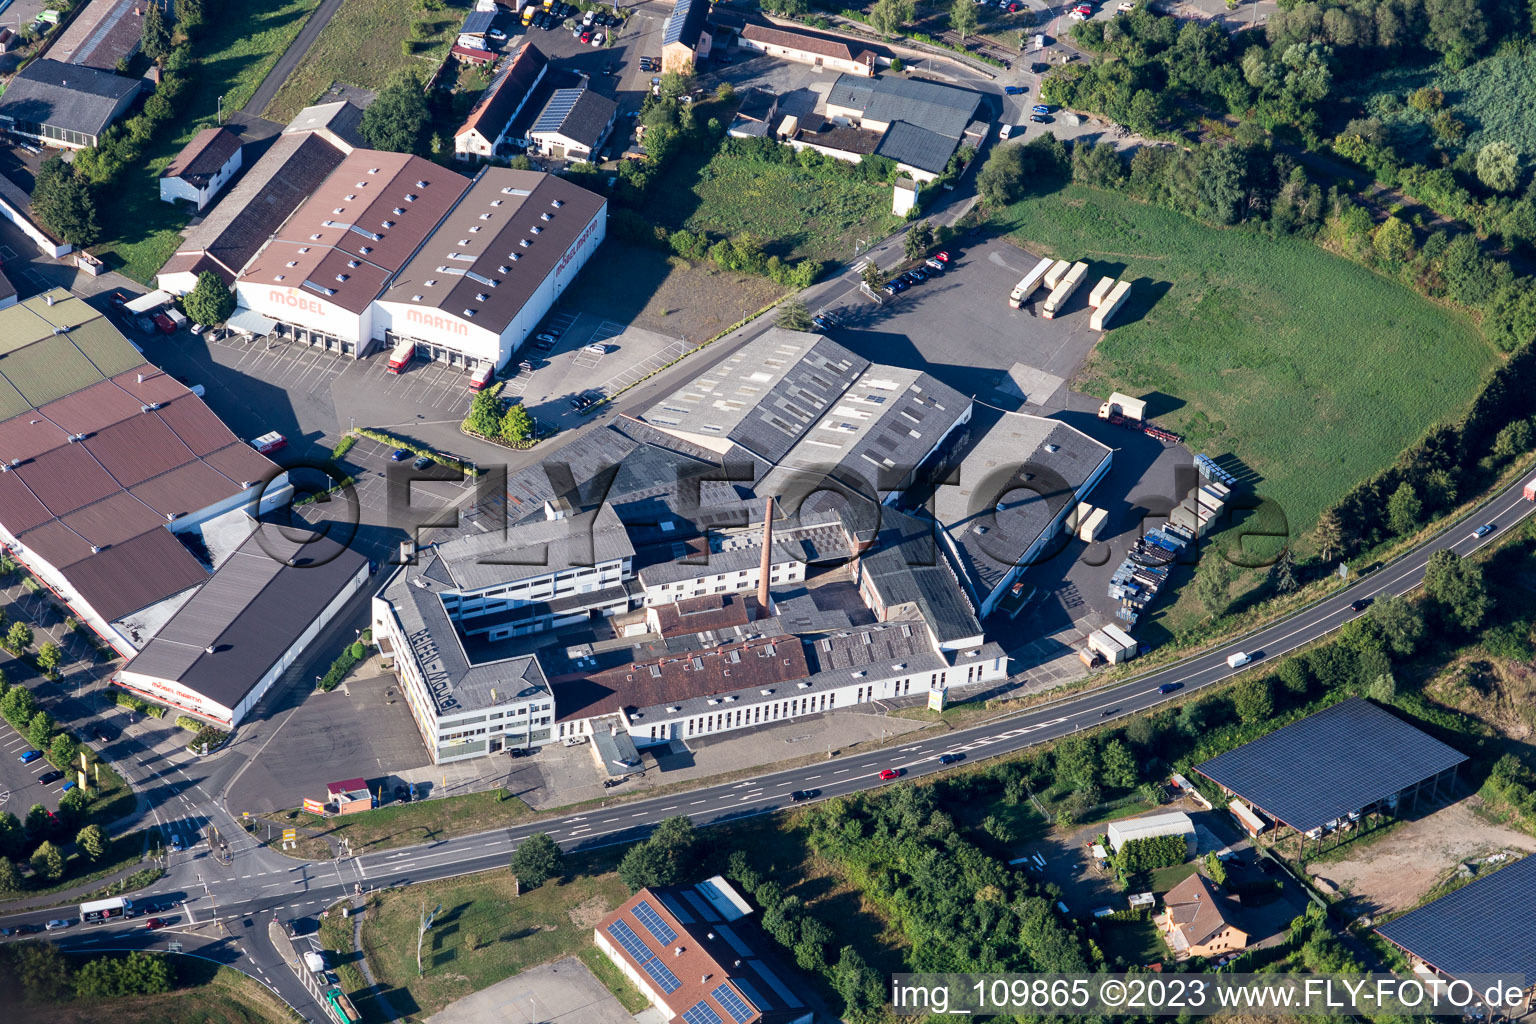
left=510, top=832, right=562, bottom=888
left=31, top=840, right=64, bottom=881
left=31, top=156, right=99, bottom=247
left=360, top=73, right=432, bottom=155
left=141, top=2, right=171, bottom=61
left=183, top=270, right=234, bottom=326
left=1476, top=141, right=1521, bottom=194
left=76, top=824, right=108, bottom=862
left=950, top=0, right=978, bottom=41
left=1423, top=549, right=1490, bottom=631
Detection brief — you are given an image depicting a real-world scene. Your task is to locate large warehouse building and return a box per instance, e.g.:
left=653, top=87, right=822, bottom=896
left=234, top=151, right=471, bottom=350
left=1196, top=697, right=1468, bottom=846
left=116, top=527, right=369, bottom=728
left=0, top=291, right=289, bottom=655
left=373, top=168, right=606, bottom=369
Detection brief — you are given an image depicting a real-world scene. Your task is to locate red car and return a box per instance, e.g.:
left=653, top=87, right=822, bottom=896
left=932, top=251, right=951, bottom=263
left=580, top=30, right=591, bottom=42
left=878, top=768, right=901, bottom=781
left=145, top=917, right=166, bottom=930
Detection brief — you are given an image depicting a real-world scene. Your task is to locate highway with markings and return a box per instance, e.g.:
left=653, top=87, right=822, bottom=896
left=8, top=473, right=1531, bottom=1020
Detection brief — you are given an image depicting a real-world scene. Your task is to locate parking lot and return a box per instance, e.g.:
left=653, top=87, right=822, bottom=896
left=503, top=310, right=686, bottom=430
left=814, top=235, right=1193, bottom=642
left=0, top=715, right=68, bottom=816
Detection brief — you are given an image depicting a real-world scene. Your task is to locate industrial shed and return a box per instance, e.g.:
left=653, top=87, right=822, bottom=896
left=1106, top=811, right=1195, bottom=854
left=1195, top=697, right=1467, bottom=848
left=1376, top=855, right=1536, bottom=995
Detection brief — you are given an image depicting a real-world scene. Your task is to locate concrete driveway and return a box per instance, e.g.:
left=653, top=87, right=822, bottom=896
left=423, top=956, right=635, bottom=1024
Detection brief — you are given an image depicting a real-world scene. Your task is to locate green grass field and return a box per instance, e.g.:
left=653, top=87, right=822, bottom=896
left=89, top=0, right=324, bottom=283
left=265, top=0, right=473, bottom=122
left=46, top=961, right=295, bottom=1024
left=997, top=185, right=1496, bottom=545
left=647, top=152, right=903, bottom=266
left=353, top=859, right=630, bottom=1018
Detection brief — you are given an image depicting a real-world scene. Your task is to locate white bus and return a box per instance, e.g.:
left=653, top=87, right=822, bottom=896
left=80, top=896, right=133, bottom=923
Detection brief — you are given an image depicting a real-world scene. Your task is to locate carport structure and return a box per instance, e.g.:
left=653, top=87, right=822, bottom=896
left=1195, top=697, right=1468, bottom=854
left=1376, top=855, right=1536, bottom=1010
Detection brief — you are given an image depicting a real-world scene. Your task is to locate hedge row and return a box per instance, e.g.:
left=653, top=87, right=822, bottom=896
left=318, top=631, right=373, bottom=692
left=349, top=428, right=477, bottom=476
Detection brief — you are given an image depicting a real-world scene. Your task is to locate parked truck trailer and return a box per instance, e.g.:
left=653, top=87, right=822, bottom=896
left=1041, top=261, right=1089, bottom=319
left=1089, top=280, right=1132, bottom=330
left=1009, top=256, right=1056, bottom=308
left=1043, top=259, right=1072, bottom=290
left=1526, top=478, right=1536, bottom=501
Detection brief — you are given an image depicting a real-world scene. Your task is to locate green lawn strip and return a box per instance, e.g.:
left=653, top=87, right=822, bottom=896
left=356, top=856, right=631, bottom=1019
left=576, top=945, right=650, bottom=1014
left=265, top=0, right=473, bottom=122
left=644, top=150, right=904, bottom=265
left=89, top=0, right=324, bottom=283
left=319, top=910, right=386, bottom=1024
left=285, top=790, right=534, bottom=855
left=44, top=959, right=299, bottom=1024
left=999, top=184, right=1495, bottom=544
left=9, top=831, right=151, bottom=905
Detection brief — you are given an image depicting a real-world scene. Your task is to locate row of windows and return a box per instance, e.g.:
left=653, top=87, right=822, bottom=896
left=441, top=715, right=552, bottom=743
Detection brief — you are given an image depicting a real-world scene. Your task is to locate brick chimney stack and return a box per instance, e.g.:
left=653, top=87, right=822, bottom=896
left=756, top=496, right=774, bottom=618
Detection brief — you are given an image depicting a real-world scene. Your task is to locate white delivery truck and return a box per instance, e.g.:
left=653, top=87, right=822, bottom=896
left=1226, top=652, right=1251, bottom=669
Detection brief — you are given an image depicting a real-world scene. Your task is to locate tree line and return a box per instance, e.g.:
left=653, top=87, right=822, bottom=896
left=0, top=943, right=172, bottom=1004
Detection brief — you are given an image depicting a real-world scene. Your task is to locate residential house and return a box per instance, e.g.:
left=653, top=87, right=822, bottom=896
left=159, top=126, right=243, bottom=211
left=1157, top=873, right=1248, bottom=959
left=454, top=42, right=548, bottom=160
left=737, top=22, right=876, bottom=76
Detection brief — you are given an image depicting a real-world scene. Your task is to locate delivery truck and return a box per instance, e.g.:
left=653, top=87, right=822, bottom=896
left=469, top=363, right=495, bottom=391
left=1008, top=256, right=1056, bottom=308
left=387, top=340, right=415, bottom=374
left=1526, top=478, right=1536, bottom=501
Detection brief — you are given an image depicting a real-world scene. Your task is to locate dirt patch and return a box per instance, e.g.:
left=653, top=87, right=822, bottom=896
left=559, top=242, right=785, bottom=347
left=566, top=894, right=613, bottom=928
left=1306, top=798, right=1536, bottom=918
left=1424, top=656, right=1536, bottom=742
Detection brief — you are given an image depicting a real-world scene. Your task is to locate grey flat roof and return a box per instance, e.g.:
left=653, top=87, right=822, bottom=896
left=859, top=509, right=981, bottom=645
left=1376, top=855, right=1536, bottom=982
left=433, top=502, right=634, bottom=592
left=876, top=119, right=960, bottom=174
left=382, top=554, right=551, bottom=716
left=827, top=72, right=983, bottom=139
left=641, top=328, right=868, bottom=464
left=634, top=518, right=849, bottom=587
left=122, top=525, right=367, bottom=711
left=758, top=365, right=968, bottom=500
left=1196, top=697, right=1470, bottom=833
left=935, top=411, right=1110, bottom=601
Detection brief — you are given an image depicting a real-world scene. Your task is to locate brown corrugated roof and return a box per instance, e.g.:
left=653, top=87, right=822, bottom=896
left=60, top=528, right=208, bottom=621
left=127, top=460, right=245, bottom=517
left=456, top=42, right=548, bottom=141
left=0, top=471, right=54, bottom=533
left=740, top=22, right=874, bottom=62
left=13, top=442, right=121, bottom=518
left=552, top=633, right=808, bottom=722
left=239, top=150, right=471, bottom=314
left=380, top=168, right=605, bottom=333
left=651, top=593, right=754, bottom=637
left=81, top=413, right=195, bottom=488
left=36, top=375, right=153, bottom=437
left=162, top=126, right=242, bottom=186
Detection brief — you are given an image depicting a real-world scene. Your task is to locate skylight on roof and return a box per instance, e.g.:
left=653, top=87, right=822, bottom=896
left=392, top=207, right=404, bottom=215
left=332, top=207, right=344, bottom=214
left=463, top=308, right=477, bottom=316
left=285, top=261, right=298, bottom=267
left=479, top=213, right=491, bottom=220
left=415, top=180, right=427, bottom=188
left=412, top=294, right=423, bottom=301
left=425, top=279, right=437, bottom=286
left=405, top=193, right=418, bottom=201
left=382, top=221, right=395, bottom=228
left=368, top=168, right=379, bottom=174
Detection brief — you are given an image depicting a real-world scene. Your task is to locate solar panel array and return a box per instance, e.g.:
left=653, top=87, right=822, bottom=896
left=606, top=920, right=682, bottom=993
left=712, top=983, right=755, bottom=1023
left=682, top=1002, right=723, bottom=1024
left=532, top=88, right=583, bottom=134
left=633, top=900, right=677, bottom=945
left=1376, top=856, right=1536, bottom=980
left=1195, top=697, right=1468, bottom=833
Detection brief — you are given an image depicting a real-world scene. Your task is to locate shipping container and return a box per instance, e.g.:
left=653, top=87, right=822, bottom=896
left=1041, top=261, right=1089, bottom=319
left=387, top=340, right=415, bottom=374
left=1077, top=507, right=1108, bottom=541
left=1089, top=280, right=1131, bottom=330
left=1008, top=256, right=1055, bottom=308
left=1088, top=275, right=1117, bottom=307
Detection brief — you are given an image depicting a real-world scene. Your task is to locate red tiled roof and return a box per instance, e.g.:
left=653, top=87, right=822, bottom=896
left=456, top=42, right=548, bottom=140
left=650, top=593, right=754, bottom=637
left=451, top=44, right=497, bottom=64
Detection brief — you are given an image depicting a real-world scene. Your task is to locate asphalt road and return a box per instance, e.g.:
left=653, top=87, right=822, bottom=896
left=7, top=470, right=1531, bottom=1020
left=241, top=0, right=347, bottom=117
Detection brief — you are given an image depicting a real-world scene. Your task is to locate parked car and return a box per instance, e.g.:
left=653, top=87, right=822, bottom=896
left=390, top=448, right=411, bottom=462
left=1004, top=84, right=1026, bottom=95
left=412, top=455, right=432, bottom=471
left=1350, top=597, right=1374, bottom=612
left=38, top=770, right=63, bottom=785
left=1000, top=123, right=1015, bottom=140
left=938, top=752, right=964, bottom=764
left=908, top=267, right=928, bottom=282
left=1118, top=1, right=1135, bottom=9
left=889, top=277, right=909, bottom=292
left=169, top=836, right=184, bottom=853
left=1032, top=103, right=1051, bottom=114
left=932, top=250, right=951, bottom=262
left=584, top=343, right=608, bottom=354
left=582, top=9, right=594, bottom=24
left=878, top=768, right=902, bottom=780
left=1030, top=114, right=1050, bottom=123
left=924, top=257, right=946, bottom=272
left=591, top=31, right=604, bottom=45
left=19, top=749, right=41, bottom=764
left=533, top=333, right=558, bottom=349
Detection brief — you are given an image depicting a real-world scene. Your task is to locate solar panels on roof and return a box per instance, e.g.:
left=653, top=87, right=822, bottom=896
left=605, top=920, right=682, bottom=993
left=1196, top=697, right=1468, bottom=833
left=1376, top=855, right=1536, bottom=981
left=682, top=1003, right=723, bottom=1024
left=532, top=88, right=585, bottom=134
left=712, top=983, right=755, bottom=1023
left=632, top=900, right=677, bottom=945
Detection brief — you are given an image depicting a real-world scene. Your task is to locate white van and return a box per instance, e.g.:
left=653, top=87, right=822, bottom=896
left=1226, top=652, right=1251, bottom=669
